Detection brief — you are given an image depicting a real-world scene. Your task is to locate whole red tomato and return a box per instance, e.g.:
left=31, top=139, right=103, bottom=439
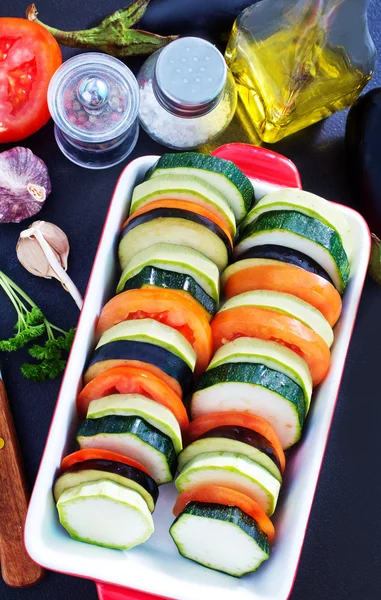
left=0, top=18, right=62, bottom=143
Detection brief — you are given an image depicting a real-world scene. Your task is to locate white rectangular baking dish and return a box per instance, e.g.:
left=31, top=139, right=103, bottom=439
left=25, top=151, right=371, bottom=600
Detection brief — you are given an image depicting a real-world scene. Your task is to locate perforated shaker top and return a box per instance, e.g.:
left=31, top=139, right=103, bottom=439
left=154, top=37, right=227, bottom=116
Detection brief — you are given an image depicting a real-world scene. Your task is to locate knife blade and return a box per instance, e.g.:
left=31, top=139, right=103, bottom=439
left=0, top=365, right=44, bottom=587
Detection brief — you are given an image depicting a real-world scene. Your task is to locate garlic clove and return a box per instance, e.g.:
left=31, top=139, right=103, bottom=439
left=17, top=220, right=83, bottom=310
left=17, top=221, right=69, bottom=279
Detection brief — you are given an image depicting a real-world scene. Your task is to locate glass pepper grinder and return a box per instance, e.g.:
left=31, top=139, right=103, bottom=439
left=137, top=37, right=237, bottom=150
left=48, top=53, right=140, bottom=169
left=225, top=0, right=376, bottom=144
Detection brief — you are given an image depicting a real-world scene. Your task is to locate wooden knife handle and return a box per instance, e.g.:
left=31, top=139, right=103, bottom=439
left=0, top=379, right=44, bottom=587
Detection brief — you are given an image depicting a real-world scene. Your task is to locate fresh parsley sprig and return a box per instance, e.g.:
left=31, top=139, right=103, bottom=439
left=0, top=270, right=76, bottom=382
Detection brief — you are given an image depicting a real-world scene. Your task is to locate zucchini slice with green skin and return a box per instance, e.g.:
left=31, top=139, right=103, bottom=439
left=170, top=501, right=269, bottom=577
left=178, top=438, right=282, bottom=483
left=219, top=290, right=333, bottom=348
left=84, top=340, right=194, bottom=397
left=236, top=210, right=350, bottom=293
left=118, top=266, right=217, bottom=317
left=77, top=416, right=177, bottom=485
left=130, top=174, right=237, bottom=236
left=242, top=188, right=352, bottom=260
left=146, top=152, right=254, bottom=223
left=116, top=242, right=219, bottom=300
left=119, top=208, right=231, bottom=272
left=86, top=395, right=182, bottom=454
left=57, top=480, right=154, bottom=550
left=175, top=451, right=280, bottom=516
left=209, top=337, right=312, bottom=411
left=235, top=244, right=334, bottom=284
left=95, top=319, right=196, bottom=371
left=53, top=458, right=159, bottom=512
left=191, top=363, right=306, bottom=449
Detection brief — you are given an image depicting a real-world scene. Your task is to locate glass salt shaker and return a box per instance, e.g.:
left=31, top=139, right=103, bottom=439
left=48, top=53, right=140, bottom=169
left=137, top=37, right=237, bottom=149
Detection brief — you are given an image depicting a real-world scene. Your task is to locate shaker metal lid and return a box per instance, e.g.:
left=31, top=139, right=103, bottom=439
left=154, top=37, right=227, bottom=117
left=48, top=53, right=139, bottom=143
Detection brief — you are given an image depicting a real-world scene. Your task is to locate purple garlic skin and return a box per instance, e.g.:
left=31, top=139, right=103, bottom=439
left=0, top=147, right=51, bottom=224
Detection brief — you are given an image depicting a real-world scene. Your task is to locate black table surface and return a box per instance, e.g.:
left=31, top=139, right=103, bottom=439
left=0, top=1, right=380, bottom=599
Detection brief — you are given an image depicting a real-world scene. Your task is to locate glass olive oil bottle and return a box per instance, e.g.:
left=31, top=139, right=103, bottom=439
left=225, top=0, right=376, bottom=143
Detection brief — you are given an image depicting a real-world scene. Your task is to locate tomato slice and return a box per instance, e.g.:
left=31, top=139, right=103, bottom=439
left=173, top=485, right=275, bottom=543
left=84, top=358, right=183, bottom=399
left=211, top=306, right=330, bottom=386
left=186, top=412, right=285, bottom=473
left=124, top=199, right=233, bottom=248
left=0, top=18, right=62, bottom=142
left=222, top=262, right=342, bottom=327
left=77, top=365, right=189, bottom=432
left=61, top=449, right=150, bottom=476
left=96, top=289, right=212, bottom=373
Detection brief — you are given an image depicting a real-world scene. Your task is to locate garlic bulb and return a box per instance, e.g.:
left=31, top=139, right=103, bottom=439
left=16, top=221, right=83, bottom=309
left=0, top=147, right=51, bottom=223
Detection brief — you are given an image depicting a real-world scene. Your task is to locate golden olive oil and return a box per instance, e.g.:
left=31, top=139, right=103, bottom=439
left=225, top=10, right=375, bottom=144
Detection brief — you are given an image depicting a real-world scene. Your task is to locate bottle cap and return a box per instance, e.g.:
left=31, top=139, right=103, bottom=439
left=154, top=37, right=227, bottom=117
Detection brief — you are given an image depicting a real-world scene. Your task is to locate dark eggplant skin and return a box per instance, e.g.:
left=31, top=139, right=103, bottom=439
left=199, top=425, right=282, bottom=472
left=120, top=265, right=217, bottom=316
left=346, top=88, right=381, bottom=236
left=59, top=458, right=159, bottom=505
left=120, top=207, right=233, bottom=257
left=86, top=340, right=194, bottom=396
left=235, top=244, right=334, bottom=284
left=140, top=0, right=259, bottom=47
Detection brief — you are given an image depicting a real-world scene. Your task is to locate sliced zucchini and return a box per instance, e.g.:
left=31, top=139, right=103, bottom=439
left=77, top=415, right=177, bottom=485
left=146, top=152, right=254, bottom=223
left=119, top=208, right=231, bottom=272
left=175, top=451, right=280, bottom=516
left=178, top=438, right=282, bottom=483
left=236, top=210, right=350, bottom=293
left=57, top=480, right=154, bottom=550
left=219, top=290, right=333, bottom=348
left=116, top=242, right=219, bottom=301
left=209, top=337, right=312, bottom=411
left=191, top=363, right=306, bottom=449
left=95, top=319, right=196, bottom=371
left=130, top=174, right=237, bottom=236
left=86, top=394, right=182, bottom=454
left=170, top=501, right=269, bottom=577
left=241, top=188, right=352, bottom=261
left=53, top=457, right=159, bottom=512
left=235, top=244, right=333, bottom=284
left=118, top=266, right=217, bottom=317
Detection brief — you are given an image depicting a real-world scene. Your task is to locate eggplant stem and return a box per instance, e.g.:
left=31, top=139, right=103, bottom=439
left=33, top=228, right=83, bottom=310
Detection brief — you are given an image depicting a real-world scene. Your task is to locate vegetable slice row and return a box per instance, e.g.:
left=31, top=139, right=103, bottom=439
left=56, top=152, right=258, bottom=556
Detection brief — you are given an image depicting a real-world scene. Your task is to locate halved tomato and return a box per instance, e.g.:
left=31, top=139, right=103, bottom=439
left=186, top=412, right=285, bottom=473
left=96, top=289, right=212, bottom=373
left=173, top=485, right=275, bottom=543
left=211, top=306, right=330, bottom=386
left=76, top=365, right=189, bottom=432
left=222, top=261, right=342, bottom=327
left=123, top=199, right=234, bottom=248
left=0, top=18, right=62, bottom=142
left=61, top=449, right=151, bottom=476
